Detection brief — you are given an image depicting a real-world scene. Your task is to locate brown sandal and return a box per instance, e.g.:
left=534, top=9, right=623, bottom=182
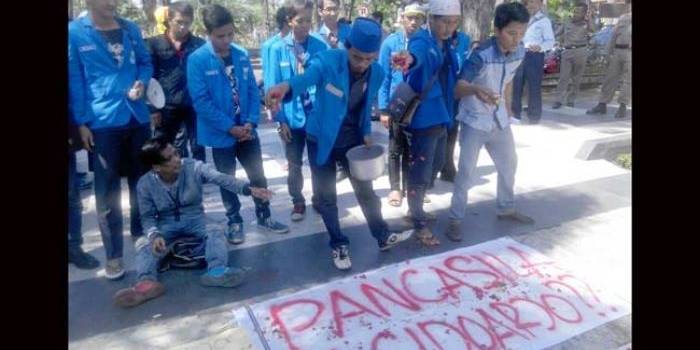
left=415, top=228, right=441, bottom=246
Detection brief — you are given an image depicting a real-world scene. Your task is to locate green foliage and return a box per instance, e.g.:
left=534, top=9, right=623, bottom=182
left=616, top=153, right=631, bottom=170
left=547, top=0, right=576, bottom=25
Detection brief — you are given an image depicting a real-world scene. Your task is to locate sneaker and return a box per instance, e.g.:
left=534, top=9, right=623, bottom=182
left=510, top=117, right=521, bottom=125
left=105, top=258, right=125, bottom=280
left=614, top=104, right=627, bottom=119
left=586, top=103, right=607, bottom=115
left=423, top=195, right=431, bottom=203
left=290, top=203, right=306, bottom=222
left=332, top=245, right=352, bottom=270
left=445, top=219, right=463, bottom=242
left=379, top=230, right=414, bottom=251
left=497, top=210, right=535, bottom=224
left=551, top=102, right=562, bottom=109
left=200, top=266, right=249, bottom=288
left=257, top=217, right=290, bottom=234
left=114, top=280, right=165, bottom=308
left=227, top=223, right=245, bottom=245
left=68, top=247, right=100, bottom=269
left=566, top=102, right=575, bottom=108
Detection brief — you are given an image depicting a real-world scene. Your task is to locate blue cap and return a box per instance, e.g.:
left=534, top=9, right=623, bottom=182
left=347, top=17, right=382, bottom=53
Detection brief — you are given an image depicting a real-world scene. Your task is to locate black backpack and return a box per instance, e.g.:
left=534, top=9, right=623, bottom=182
left=157, top=237, right=208, bottom=273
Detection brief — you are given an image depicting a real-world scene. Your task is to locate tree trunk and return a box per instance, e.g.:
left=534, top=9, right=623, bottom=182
left=263, top=0, right=270, bottom=36
left=461, top=0, right=498, bottom=41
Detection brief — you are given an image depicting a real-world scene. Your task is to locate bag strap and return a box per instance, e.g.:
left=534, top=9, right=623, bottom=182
left=417, top=70, right=440, bottom=102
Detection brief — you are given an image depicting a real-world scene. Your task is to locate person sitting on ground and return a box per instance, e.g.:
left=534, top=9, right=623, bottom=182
left=113, top=137, right=272, bottom=308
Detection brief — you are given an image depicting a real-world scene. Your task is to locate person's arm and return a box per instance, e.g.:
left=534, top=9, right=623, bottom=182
left=504, top=80, right=513, bottom=117
left=136, top=180, right=161, bottom=240
left=554, top=21, right=564, bottom=41
left=131, top=23, right=154, bottom=87
left=242, top=56, right=261, bottom=127
left=454, top=53, right=484, bottom=99
left=284, top=55, right=325, bottom=101
left=187, top=55, right=236, bottom=134
left=68, top=30, right=90, bottom=127
left=406, top=37, right=437, bottom=75
left=268, top=44, right=288, bottom=125
left=540, top=18, right=556, bottom=52
left=195, top=160, right=251, bottom=195
left=377, top=40, right=393, bottom=111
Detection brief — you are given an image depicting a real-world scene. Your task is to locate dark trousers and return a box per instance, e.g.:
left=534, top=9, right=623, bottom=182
left=154, top=106, right=205, bottom=161
left=284, top=127, right=307, bottom=205
left=388, top=121, right=410, bottom=193
left=405, top=125, right=447, bottom=230
left=92, top=120, right=150, bottom=260
left=211, top=132, right=271, bottom=225
left=307, top=140, right=389, bottom=249
left=440, top=121, right=459, bottom=179
left=68, top=152, right=83, bottom=249
left=512, top=51, right=545, bottom=120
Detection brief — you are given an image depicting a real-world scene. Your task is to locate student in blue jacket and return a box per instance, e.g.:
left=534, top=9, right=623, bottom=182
left=269, top=0, right=329, bottom=222
left=68, top=0, right=154, bottom=280
left=261, top=6, right=291, bottom=92
left=391, top=0, right=462, bottom=246
left=266, top=18, right=413, bottom=271
left=187, top=5, right=289, bottom=245
left=377, top=2, right=426, bottom=208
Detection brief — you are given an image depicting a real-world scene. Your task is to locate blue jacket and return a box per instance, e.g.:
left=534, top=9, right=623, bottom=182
left=187, top=41, right=260, bottom=148
left=452, top=31, right=472, bottom=72
left=377, top=31, right=408, bottom=111
left=405, top=28, right=460, bottom=130
left=68, top=16, right=153, bottom=130
left=261, top=33, right=282, bottom=91
left=285, top=49, right=384, bottom=166
left=269, top=33, right=329, bottom=130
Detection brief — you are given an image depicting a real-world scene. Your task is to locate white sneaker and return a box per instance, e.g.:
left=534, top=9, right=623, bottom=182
left=331, top=245, right=352, bottom=270
left=105, top=258, right=125, bottom=280
left=380, top=230, right=414, bottom=251
left=510, top=117, right=521, bottom=125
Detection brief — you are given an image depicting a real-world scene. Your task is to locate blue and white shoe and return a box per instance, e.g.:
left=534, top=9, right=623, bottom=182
left=200, top=266, right=249, bottom=288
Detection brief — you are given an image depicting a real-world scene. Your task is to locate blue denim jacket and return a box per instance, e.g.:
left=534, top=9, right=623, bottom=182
left=137, top=158, right=250, bottom=237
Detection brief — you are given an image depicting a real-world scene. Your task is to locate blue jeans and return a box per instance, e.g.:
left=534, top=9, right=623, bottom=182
left=284, top=127, right=307, bottom=205
left=92, top=120, right=150, bottom=260
left=512, top=51, right=545, bottom=120
left=307, top=140, right=389, bottom=249
left=449, top=122, right=517, bottom=221
left=134, top=217, right=228, bottom=282
left=154, top=106, right=205, bottom=161
left=211, top=131, right=271, bottom=225
left=68, top=152, right=83, bottom=249
left=404, top=125, right=447, bottom=230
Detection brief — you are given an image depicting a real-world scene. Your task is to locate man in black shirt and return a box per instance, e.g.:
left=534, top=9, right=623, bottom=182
left=147, top=2, right=206, bottom=161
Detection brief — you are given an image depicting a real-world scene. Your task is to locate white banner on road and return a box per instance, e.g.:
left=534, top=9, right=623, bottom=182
left=234, top=238, right=630, bottom=350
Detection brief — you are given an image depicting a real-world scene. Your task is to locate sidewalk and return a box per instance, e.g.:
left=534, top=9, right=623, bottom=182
left=69, top=88, right=631, bottom=349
